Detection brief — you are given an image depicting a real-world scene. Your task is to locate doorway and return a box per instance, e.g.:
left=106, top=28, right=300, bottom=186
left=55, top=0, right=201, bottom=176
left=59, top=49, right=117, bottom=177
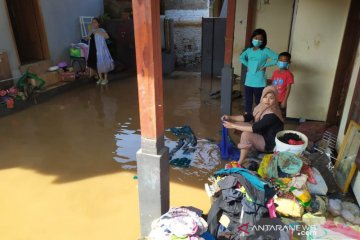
left=327, top=0, right=360, bottom=126
left=6, top=0, right=49, bottom=64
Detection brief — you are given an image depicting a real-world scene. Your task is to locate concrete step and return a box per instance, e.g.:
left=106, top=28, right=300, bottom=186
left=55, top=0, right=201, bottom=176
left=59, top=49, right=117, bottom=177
left=20, top=60, right=53, bottom=75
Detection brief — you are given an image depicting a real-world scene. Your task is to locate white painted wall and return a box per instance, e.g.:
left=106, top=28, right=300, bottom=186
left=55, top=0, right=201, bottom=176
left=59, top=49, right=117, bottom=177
left=287, top=0, right=350, bottom=120
left=0, top=0, right=21, bottom=77
left=253, top=0, right=294, bottom=79
left=233, top=0, right=249, bottom=76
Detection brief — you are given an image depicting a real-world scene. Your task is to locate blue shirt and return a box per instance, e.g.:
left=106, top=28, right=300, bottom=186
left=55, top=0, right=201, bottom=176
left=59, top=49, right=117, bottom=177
left=240, top=47, right=278, bottom=87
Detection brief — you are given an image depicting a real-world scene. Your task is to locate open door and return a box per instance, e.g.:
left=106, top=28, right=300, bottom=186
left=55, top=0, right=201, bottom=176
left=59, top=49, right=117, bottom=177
left=6, top=0, right=49, bottom=64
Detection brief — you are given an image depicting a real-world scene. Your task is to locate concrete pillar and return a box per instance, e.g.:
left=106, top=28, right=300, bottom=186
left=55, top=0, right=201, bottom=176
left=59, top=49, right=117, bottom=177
left=221, top=0, right=236, bottom=115
left=132, top=0, right=169, bottom=237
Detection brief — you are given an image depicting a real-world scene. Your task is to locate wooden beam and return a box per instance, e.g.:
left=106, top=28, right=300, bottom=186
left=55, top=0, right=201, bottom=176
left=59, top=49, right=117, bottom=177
left=132, top=0, right=164, bottom=139
left=224, top=0, right=236, bottom=66
left=327, top=0, right=360, bottom=125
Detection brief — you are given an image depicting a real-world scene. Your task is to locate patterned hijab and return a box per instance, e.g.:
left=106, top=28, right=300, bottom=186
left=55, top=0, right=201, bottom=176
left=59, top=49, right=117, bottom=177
left=252, top=86, right=284, bottom=123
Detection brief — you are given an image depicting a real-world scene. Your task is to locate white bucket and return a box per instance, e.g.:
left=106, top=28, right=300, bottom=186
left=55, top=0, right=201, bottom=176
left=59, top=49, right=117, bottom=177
left=274, top=130, right=308, bottom=155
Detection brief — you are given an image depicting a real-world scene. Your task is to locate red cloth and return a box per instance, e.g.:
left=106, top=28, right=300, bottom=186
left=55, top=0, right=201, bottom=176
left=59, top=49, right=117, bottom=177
left=271, top=69, right=294, bottom=103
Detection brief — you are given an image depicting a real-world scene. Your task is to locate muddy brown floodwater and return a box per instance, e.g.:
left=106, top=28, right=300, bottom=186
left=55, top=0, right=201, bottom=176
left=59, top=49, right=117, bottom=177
left=0, top=72, right=242, bottom=239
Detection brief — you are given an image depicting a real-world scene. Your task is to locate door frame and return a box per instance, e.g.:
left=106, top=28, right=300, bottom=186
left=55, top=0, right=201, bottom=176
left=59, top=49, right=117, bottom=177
left=5, top=0, right=50, bottom=64
left=326, top=0, right=360, bottom=125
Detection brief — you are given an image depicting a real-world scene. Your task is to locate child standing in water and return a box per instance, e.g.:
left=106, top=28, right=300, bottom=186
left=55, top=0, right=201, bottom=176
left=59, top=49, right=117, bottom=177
left=270, top=52, right=294, bottom=116
left=87, top=18, right=114, bottom=85
left=240, top=28, right=278, bottom=114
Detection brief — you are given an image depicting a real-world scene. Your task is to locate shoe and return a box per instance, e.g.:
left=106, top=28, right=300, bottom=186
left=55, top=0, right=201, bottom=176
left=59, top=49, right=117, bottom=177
left=96, top=79, right=102, bottom=85
left=101, top=80, right=108, bottom=85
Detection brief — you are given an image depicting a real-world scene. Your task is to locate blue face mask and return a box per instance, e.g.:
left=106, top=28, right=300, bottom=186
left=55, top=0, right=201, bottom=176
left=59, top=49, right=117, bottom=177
left=252, top=39, right=262, bottom=47
left=277, top=61, right=289, bottom=69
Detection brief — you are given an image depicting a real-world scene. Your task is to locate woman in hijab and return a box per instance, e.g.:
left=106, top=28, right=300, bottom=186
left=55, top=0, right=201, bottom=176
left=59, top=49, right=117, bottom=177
left=221, top=86, right=284, bottom=165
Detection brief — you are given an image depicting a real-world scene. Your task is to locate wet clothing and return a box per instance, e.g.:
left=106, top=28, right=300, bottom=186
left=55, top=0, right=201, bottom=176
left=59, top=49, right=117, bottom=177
left=87, top=28, right=114, bottom=73
left=87, top=34, right=97, bottom=69
left=271, top=69, right=294, bottom=103
left=208, top=169, right=278, bottom=239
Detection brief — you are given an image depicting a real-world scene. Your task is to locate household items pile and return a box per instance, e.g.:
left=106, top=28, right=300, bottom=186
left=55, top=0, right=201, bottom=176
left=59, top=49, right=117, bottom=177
left=148, top=207, right=213, bottom=240
left=0, top=86, right=19, bottom=109
left=206, top=168, right=291, bottom=239
left=16, top=70, right=45, bottom=100
left=205, top=129, right=360, bottom=239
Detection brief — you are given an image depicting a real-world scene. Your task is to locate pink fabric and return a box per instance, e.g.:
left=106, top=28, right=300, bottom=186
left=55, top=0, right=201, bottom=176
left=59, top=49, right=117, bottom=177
left=79, top=44, right=89, bottom=61
left=238, top=131, right=265, bottom=151
left=266, top=198, right=277, bottom=218
left=322, top=220, right=360, bottom=239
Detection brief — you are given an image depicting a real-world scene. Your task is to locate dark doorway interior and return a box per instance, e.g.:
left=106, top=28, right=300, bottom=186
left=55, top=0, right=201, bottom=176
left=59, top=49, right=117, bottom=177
left=327, top=0, right=360, bottom=126
left=6, top=0, right=49, bottom=64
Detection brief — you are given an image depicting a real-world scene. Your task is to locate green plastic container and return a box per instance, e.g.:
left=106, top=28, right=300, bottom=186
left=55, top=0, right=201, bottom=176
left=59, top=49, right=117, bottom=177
left=70, top=48, right=81, bottom=58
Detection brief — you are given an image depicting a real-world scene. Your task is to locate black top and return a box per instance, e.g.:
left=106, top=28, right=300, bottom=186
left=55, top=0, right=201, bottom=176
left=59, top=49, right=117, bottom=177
left=245, top=113, right=284, bottom=152
left=87, top=33, right=97, bottom=70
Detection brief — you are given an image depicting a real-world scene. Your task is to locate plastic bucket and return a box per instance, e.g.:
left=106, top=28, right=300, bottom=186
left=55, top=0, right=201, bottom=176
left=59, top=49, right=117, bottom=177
left=274, top=130, right=308, bottom=155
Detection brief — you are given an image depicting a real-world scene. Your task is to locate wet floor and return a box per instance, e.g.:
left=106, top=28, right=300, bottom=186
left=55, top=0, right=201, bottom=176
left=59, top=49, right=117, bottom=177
left=0, top=71, right=241, bottom=239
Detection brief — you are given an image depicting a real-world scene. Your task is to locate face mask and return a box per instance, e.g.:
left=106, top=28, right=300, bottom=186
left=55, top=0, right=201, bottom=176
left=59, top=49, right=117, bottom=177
left=252, top=39, right=262, bottom=47
left=277, top=61, right=289, bottom=69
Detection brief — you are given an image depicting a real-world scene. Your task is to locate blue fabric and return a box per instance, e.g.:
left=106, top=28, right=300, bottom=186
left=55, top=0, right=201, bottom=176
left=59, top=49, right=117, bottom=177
left=219, top=126, right=240, bottom=161
left=214, top=168, right=267, bottom=191
left=200, top=231, right=216, bottom=240
left=169, top=125, right=197, bottom=162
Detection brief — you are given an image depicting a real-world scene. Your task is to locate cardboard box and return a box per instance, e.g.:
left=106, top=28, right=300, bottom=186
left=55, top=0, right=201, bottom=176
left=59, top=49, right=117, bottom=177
left=59, top=72, right=76, bottom=81
left=19, top=60, right=52, bottom=75
left=0, top=52, right=12, bottom=80
left=38, top=71, right=61, bottom=87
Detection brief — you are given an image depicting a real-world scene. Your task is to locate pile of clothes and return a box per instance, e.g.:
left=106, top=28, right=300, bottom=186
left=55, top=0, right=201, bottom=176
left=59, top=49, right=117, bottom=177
left=205, top=148, right=360, bottom=239
left=206, top=167, right=291, bottom=239
left=278, top=132, right=304, bottom=145
left=148, top=207, right=214, bottom=240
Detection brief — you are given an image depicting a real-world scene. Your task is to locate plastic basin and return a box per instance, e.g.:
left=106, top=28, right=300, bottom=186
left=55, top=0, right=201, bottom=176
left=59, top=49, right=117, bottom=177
left=275, top=130, right=308, bottom=155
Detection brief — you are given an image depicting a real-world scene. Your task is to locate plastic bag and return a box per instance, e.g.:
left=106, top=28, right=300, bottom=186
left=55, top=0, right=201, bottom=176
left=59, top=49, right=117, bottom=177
left=257, top=154, right=272, bottom=178
left=274, top=197, right=304, bottom=218
left=307, top=167, right=328, bottom=195
left=329, top=199, right=342, bottom=216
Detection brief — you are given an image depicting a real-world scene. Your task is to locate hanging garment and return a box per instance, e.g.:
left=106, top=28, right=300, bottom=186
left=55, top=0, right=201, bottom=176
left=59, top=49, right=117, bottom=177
left=92, top=28, right=114, bottom=73
left=219, top=126, right=240, bottom=161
